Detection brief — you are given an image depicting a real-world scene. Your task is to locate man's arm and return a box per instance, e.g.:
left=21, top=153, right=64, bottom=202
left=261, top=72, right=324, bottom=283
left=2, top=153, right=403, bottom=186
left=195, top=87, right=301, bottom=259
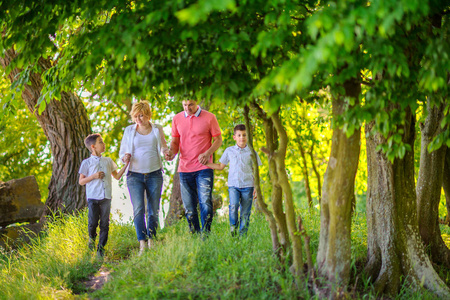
left=198, top=134, right=223, bottom=165
left=165, top=136, right=180, bottom=161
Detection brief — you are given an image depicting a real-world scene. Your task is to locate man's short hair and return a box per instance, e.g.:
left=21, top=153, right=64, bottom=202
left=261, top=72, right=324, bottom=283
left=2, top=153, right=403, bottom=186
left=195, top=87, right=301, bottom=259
left=84, top=133, right=101, bottom=150
left=234, top=124, right=246, bottom=134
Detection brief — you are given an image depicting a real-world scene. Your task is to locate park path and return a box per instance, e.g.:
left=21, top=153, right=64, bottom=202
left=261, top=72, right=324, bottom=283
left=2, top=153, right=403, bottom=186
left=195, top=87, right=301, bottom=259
left=84, top=265, right=111, bottom=293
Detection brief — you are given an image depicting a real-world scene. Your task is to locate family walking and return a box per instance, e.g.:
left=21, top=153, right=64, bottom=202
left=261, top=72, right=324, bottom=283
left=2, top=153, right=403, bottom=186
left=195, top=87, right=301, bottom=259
left=78, top=100, right=261, bottom=257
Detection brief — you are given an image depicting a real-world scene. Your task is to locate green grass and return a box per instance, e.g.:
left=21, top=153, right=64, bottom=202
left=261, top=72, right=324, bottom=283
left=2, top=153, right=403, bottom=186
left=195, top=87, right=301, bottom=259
left=0, top=207, right=449, bottom=299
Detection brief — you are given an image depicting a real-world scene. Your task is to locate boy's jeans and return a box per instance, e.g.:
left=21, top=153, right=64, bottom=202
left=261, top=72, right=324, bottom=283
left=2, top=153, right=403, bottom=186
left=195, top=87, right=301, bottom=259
left=127, top=169, right=163, bottom=241
left=228, top=187, right=254, bottom=235
left=179, top=169, right=214, bottom=233
left=87, top=198, right=111, bottom=252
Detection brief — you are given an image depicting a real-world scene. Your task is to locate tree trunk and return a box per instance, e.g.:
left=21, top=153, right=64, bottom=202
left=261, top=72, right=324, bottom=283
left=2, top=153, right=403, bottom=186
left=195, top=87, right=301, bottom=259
left=416, top=101, right=450, bottom=267
left=309, top=143, right=322, bottom=204
left=165, top=156, right=184, bottom=226
left=317, top=77, right=361, bottom=288
left=442, top=148, right=450, bottom=226
left=271, top=111, right=304, bottom=279
left=365, top=108, right=450, bottom=297
left=252, top=101, right=290, bottom=256
left=0, top=49, right=91, bottom=215
left=298, top=140, right=313, bottom=208
left=243, top=105, right=281, bottom=256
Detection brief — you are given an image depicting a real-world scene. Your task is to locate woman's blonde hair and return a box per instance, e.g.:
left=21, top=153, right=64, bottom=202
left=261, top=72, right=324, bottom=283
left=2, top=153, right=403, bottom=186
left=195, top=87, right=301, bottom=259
left=130, top=100, right=152, bottom=120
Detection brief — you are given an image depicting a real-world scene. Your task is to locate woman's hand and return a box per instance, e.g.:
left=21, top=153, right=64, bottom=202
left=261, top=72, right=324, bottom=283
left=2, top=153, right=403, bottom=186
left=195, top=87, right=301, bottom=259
left=165, top=149, right=175, bottom=161
left=123, top=153, right=131, bottom=163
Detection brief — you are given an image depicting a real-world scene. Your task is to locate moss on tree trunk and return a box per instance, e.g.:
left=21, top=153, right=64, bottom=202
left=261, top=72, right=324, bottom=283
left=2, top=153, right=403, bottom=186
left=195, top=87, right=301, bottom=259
left=416, top=101, right=450, bottom=267
left=317, top=77, right=361, bottom=288
left=365, top=108, right=450, bottom=297
left=0, top=49, right=91, bottom=215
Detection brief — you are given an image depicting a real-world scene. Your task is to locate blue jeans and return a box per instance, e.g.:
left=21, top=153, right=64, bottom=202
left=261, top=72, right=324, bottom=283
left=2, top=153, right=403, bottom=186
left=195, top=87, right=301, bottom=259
left=179, top=169, right=214, bottom=233
left=229, top=187, right=254, bottom=235
left=87, top=198, right=111, bottom=252
left=127, top=170, right=163, bottom=241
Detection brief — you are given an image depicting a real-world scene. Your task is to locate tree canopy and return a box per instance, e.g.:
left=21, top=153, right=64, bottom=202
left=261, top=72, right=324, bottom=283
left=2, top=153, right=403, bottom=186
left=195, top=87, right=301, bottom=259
left=1, top=0, right=450, bottom=297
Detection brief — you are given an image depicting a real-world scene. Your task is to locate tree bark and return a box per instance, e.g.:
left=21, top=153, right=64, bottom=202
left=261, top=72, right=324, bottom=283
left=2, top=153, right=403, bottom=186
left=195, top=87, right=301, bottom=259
left=317, top=77, right=361, bottom=288
left=298, top=139, right=313, bottom=208
left=243, top=105, right=281, bottom=256
left=442, top=148, right=450, bottom=226
left=365, top=108, right=450, bottom=297
left=0, top=49, right=91, bottom=215
left=271, top=111, right=304, bottom=279
left=309, top=143, right=322, bottom=204
left=165, top=156, right=184, bottom=226
left=252, top=101, right=290, bottom=256
left=416, top=101, right=450, bottom=267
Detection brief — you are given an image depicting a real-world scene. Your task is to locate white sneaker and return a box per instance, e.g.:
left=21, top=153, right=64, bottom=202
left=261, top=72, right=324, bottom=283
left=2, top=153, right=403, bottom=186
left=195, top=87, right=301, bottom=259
left=139, top=240, right=147, bottom=256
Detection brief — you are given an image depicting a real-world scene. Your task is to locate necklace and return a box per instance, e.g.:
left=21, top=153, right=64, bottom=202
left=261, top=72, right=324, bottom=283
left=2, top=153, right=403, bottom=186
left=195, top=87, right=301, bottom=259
left=137, top=123, right=152, bottom=135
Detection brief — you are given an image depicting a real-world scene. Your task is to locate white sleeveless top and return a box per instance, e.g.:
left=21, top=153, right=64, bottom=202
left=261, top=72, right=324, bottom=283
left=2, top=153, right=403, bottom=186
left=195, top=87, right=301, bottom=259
left=129, top=127, right=161, bottom=173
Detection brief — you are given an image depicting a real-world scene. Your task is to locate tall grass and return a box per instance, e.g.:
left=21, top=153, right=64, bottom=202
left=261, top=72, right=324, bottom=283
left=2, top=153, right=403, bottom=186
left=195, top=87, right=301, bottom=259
left=0, top=210, right=136, bottom=299
left=0, top=206, right=449, bottom=299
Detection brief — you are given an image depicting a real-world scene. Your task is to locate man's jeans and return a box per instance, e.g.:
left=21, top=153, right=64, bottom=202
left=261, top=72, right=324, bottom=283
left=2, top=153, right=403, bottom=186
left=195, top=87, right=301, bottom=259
left=87, top=198, right=111, bottom=252
left=229, top=187, right=254, bottom=235
left=127, top=169, right=163, bottom=241
left=179, top=169, right=214, bottom=233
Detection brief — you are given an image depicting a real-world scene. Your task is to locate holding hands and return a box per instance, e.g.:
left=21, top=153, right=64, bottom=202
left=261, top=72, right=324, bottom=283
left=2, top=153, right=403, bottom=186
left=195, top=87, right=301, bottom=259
left=198, top=152, right=209, bottom=165
left=122, top=153, right=132, bottom=164
left=165, top=149, right=175, bottom=161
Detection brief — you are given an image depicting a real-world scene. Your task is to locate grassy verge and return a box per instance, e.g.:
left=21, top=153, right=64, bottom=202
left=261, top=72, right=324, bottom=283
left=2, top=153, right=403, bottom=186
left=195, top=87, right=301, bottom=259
left=0, top=208, right=449, bottom=299
left=95, top=213, right=306, bottom=299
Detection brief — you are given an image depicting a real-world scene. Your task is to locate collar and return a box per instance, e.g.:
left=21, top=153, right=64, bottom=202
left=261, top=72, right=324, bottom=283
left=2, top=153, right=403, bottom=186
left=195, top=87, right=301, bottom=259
left=184, top=106, right=202, bottom=118
left=90, top=154, right=102, bottom=159
left=234, top=144, right=248, bottom=150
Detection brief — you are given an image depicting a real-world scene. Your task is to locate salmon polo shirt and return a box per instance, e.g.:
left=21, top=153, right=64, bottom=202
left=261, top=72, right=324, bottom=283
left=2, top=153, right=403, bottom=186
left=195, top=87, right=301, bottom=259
left=171, top=107, right=221, bottom=173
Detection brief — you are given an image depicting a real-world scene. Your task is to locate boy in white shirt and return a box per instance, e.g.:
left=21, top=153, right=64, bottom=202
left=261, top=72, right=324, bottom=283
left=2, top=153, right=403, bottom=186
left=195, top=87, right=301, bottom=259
left=206, top=124, right=262, bottom=236
left=78, top=133, right=129, bottom=257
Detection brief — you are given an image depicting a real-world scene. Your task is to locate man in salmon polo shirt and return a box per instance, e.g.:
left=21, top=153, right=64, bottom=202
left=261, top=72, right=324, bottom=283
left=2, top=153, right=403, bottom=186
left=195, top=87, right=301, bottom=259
left=166, top=100, right=222, bottom=234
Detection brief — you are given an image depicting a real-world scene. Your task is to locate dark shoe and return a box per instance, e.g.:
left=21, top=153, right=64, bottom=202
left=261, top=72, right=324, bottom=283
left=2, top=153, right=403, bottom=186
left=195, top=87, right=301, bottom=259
left=97, top=246, right=105, bottom=258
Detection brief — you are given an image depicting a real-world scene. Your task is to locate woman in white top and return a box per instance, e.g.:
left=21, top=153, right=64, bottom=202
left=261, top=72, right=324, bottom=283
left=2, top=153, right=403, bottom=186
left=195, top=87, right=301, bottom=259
left=119, top=101, right=169, bottom=254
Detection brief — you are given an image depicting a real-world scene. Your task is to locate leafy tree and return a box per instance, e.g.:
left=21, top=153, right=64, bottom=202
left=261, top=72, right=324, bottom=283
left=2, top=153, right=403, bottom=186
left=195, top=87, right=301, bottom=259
left=0, top=50, right=91, bottom=215
left=0, top=71, right=51, bottom=198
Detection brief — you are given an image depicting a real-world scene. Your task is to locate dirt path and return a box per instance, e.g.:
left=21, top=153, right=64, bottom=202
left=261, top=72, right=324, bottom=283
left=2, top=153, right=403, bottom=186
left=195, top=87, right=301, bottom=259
left=84, top=266, right=111, bottom=292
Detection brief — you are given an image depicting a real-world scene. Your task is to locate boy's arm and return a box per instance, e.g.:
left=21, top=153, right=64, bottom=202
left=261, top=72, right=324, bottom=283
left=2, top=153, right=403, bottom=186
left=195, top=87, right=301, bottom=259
left=79, top=172, right=104, bottom=185
left=206, top=162, right=226, bottom=170
left=112, top=161, right=130, bottom=180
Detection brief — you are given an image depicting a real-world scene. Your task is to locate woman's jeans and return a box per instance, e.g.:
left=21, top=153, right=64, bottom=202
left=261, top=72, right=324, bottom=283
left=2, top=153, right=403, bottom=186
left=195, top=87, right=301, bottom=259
left=87, top=198, right=111, bottom=253
left=179, top=169, right=214, bottom=233
left=127, top=169, right=163, bottom=241
left=228, top=187, right=254, bottom=235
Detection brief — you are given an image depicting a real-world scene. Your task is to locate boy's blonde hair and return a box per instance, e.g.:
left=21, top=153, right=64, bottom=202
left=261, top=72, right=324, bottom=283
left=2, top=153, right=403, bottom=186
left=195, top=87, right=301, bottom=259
left=130, top=100, right=152, bottom=120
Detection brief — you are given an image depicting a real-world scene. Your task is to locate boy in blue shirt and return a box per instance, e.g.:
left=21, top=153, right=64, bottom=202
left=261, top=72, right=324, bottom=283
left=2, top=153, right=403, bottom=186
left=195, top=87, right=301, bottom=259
left=78, top=133, right=129, bottom=257
left=206, top=124, right=262, bottom=236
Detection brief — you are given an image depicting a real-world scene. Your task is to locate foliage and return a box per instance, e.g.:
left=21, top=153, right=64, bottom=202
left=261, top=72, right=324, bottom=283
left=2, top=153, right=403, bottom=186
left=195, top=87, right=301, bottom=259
left=0, top=70, right=51, bottom=199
